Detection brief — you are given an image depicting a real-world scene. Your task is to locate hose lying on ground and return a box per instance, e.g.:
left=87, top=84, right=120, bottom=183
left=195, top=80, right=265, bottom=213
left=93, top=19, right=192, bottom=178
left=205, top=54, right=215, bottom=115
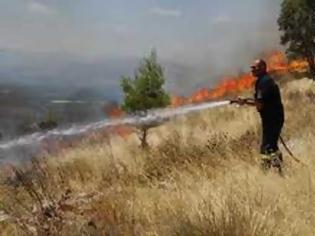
left=279, top=135, right=305, bottom=165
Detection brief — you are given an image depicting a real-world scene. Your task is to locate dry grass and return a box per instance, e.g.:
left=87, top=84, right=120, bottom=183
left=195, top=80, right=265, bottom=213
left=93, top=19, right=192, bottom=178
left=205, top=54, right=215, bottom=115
left=1, top=78, right=315, bottom=235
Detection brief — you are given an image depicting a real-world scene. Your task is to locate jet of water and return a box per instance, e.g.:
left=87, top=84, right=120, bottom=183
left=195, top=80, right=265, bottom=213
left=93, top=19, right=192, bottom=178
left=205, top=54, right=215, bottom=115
left=0, top=100, right=230, bottom=163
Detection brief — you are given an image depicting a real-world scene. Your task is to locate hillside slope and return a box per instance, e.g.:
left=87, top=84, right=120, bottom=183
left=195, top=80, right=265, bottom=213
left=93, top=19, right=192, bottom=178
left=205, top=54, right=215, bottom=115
left=1, top=78, right=315, bottom=235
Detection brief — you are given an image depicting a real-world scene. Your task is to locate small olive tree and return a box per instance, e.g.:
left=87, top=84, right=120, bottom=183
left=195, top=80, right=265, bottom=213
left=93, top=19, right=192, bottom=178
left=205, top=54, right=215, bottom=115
left=120, top=49, right=170, bottom=148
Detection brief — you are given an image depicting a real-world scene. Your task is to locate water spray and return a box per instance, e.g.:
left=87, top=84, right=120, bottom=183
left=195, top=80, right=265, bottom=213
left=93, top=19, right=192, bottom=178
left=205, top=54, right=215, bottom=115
left=0, top=100, right=231, bottom=163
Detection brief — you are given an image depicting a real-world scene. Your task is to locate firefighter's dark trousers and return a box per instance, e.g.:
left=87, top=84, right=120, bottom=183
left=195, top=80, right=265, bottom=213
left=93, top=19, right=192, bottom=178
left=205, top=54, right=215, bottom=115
left=260, top=117, right=284, bottom=155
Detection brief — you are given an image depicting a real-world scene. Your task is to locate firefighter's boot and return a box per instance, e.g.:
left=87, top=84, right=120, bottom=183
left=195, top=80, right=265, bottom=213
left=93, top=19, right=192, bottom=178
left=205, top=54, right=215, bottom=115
left=260, top=150, right=283, bottom=174
left=260, top=154, right=272, bottom=172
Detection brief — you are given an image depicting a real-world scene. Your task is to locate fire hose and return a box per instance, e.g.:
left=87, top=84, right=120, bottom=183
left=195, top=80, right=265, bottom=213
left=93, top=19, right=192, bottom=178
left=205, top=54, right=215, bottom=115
left=279, top=135, right=305, bottom=165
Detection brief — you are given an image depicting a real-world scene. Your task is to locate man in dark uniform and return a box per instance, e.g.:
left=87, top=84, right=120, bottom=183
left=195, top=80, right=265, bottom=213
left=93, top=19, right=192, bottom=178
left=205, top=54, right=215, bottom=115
left=235, top=59, right=285, bottom=171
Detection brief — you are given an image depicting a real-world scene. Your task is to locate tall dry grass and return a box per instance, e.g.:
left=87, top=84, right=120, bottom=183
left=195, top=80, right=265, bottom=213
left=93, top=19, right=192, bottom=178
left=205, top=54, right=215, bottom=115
left=1, top=78, right=315, bottom=235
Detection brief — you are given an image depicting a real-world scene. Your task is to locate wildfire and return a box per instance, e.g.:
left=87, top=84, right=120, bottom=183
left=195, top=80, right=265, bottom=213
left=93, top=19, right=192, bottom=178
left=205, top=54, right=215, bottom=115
left=171, top=51, right=309, bottom=106
left=266, top=51, right=308, bottom=74
left=103, top=104, right=125, bottom=118
left=103, top=103, right=133, bottom=138
left=288, top=59, right=309, bottom=73
left=171, top=72, right=255, bottom=106
left=266, top=51, right=288, bottom=73
left=105, top=50, right=309, bottom=120
left=171, top=96, right=186, bottom=107
left=99, top=50, right=310, bottom=140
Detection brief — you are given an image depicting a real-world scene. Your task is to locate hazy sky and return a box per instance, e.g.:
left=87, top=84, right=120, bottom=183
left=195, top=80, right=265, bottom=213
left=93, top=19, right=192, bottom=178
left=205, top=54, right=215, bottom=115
left=0, top=0, right=283, bottom=93
left=1, top=0, right=282, bottom=58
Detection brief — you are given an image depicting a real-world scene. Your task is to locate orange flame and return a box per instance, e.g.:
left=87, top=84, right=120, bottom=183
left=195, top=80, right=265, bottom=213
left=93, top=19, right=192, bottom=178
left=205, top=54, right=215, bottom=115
left=171, top=73, right=256, bottom=106
left=171, top=96, right=186, bottom=107
left=171, top=51, right=309, bottom=106
left=103, top=103, right=133, bottom=138
left=289, top=59, right=309, bottom=73
left=266, top=51, right=309, bottom=74
left=103, top=103, right=125, bottom=118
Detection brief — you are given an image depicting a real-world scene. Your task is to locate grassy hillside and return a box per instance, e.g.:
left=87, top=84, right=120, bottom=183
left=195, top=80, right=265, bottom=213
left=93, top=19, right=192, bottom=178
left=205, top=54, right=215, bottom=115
left=1, top=78, right=315, bottom=235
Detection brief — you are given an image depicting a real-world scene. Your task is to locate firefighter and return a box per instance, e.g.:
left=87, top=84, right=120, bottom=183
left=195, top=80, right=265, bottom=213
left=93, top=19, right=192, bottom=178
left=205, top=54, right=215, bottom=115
left=235, top=59, right=285, bottom=172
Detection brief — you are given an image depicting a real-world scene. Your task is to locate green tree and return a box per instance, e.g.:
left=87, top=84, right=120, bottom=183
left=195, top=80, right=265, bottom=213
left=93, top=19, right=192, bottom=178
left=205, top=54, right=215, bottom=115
left=120, top=49, right=170, bottom=148
left=278, top=0, right=315, bottom=78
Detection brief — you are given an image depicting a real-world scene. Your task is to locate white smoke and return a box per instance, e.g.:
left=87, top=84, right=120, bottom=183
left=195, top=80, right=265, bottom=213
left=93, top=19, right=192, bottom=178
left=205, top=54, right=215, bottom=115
left=0, top=101, right=230, bottom=163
